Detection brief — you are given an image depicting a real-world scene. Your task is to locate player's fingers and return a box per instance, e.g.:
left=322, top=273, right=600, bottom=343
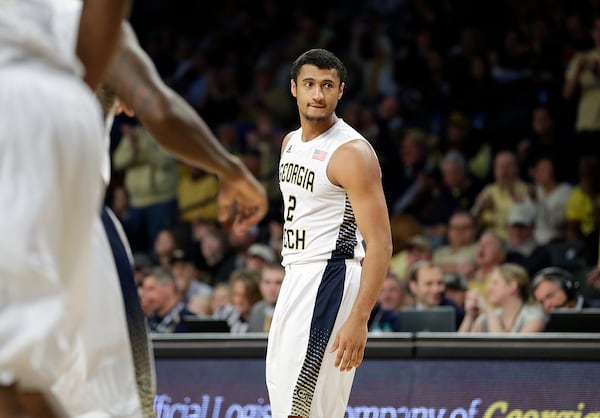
left=217, top=190, right=237, bottom=223
left=355, top=347, right=365, bottom=367
left=343, top=349, right=357, bottom=371
left=231, top=207, right=262, bottom=234
left=330, top=334, right=340, bottom=353
left=332, top=338, right=345, bottom=368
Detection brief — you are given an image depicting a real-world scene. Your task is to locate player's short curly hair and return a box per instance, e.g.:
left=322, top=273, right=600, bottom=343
left=290, top=48, right=346, bottom=84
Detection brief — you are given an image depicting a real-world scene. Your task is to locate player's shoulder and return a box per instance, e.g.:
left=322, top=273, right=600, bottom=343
left=280, top=129, right=299, bottom=155
left=334, top=138, right=377, bottom=162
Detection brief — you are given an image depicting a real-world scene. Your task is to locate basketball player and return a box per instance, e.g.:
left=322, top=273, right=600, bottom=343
left=0, top=0, right=131, bottom=416
left=266, top=49, right=392, bottom=417
left=48, top=4, right=268, bottom=416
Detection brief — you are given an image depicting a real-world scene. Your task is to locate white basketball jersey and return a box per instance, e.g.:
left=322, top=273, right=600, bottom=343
left=279, top=118, right=372, bottom=266
left=0, top=0, right=82, bottom=75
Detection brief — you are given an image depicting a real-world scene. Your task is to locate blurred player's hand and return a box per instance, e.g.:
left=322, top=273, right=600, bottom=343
left=218, top=159, right=268, bottom=235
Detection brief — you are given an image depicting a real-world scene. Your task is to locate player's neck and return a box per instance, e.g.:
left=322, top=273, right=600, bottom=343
left=300, top=114, right=338, bottom=142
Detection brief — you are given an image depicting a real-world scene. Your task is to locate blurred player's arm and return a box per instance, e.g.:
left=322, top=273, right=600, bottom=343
left=104, top=23, right=267, bottom=232
left=77, top=0, right=132, bottom=90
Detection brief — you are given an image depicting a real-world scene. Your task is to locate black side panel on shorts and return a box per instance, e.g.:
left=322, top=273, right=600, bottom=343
left=291, top=260, right=346, bottom=417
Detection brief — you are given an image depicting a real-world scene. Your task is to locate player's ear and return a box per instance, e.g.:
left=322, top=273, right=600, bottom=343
left=338, top=82, right=345, bottom=100
left=290, top=79, right=297, bottom=98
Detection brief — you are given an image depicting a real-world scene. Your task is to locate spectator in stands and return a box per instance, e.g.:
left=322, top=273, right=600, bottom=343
left=389, top=234, right=433, bottom=281
left=405, top=262, right=464, bottom=330
left=369, top=273, right=409, bottom=333
left=377, top=272, right=410, bottom=312
left=459, top=263, right=545, bottom=333
left=169, top=248, right=212, bottom=305
left=350, top=29, right=398, bottom=105
left=428, top=151, right=482, bottom=243
left=187, top=293, right=212, bottom=316
left=531, top=267, right=590, bottom=316
left=109, top=185, right=130, bottom=222
left=565, top=156, right=600, bottom=266
left=153, top=228, right=180, bottom=268
left=517, top=106, right=564, bottom=180
left=226, top=268, right=262, bottom=334
left=444, top=272, right=468, bottom=309
left=433, top=211, right=478, bottom=276
left=245, top=243, right=279, bottom=271
left=211, top=282, right=234, bottom=320
left=247, top=264, right=285, bottom=333
left=389, top=128, right=434, bottom=217
left=471, top=150, right=531, bottom=240
left=505, top=202, right=553, bottom=276
left=434, top=112, right=492, bottom=182
left=142, top=267, right=194, bottom=333
left=469, top=230, right=507, bottom=298
left=563, top=16, right=600, bottom=162
left=529, top=155, right=573, bottom=245
left=112, top=123, right=179, bottom=254
left=132, top=252, right=153, bottom=287
left=199, top=225, right=237, bottom=285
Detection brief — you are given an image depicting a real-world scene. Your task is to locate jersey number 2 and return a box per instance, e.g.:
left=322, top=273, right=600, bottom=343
left=286, top=195, right=297, bottom=221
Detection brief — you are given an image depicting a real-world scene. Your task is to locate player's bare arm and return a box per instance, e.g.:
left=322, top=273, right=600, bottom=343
left=103, top=23, right=267, bottom=233
left=77, top=0, right=131, bottom=90
left=327, top=139, right=392, bottom=372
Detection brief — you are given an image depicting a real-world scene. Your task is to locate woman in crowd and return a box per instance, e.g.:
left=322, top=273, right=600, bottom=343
left=459, top=263, right=545, bottom=333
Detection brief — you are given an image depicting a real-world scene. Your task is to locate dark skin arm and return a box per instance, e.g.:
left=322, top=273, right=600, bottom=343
left=103, top=23, right=267, bottom=233
left=77, top=0, right=131, bottom=90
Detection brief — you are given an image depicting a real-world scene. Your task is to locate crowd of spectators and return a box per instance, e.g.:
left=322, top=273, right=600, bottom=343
left=107, top=0, right=600, bottom=334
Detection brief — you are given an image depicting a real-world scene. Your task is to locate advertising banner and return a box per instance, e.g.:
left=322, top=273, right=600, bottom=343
left=155, top=358, right=600, bottom=418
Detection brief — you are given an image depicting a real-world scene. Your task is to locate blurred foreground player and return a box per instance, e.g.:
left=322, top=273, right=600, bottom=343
left=0, top=0, right=131, bottom=416
left=48, top=5, right=268, bottom=416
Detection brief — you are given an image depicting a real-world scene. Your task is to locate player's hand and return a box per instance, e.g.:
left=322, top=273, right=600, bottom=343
left=217, top=160, right=268, bottom=235
left=330, top=317, right=368, bottom=372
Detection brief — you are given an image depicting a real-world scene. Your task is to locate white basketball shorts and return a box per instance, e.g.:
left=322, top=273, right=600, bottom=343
left=266, top=259, right=361, bottom=418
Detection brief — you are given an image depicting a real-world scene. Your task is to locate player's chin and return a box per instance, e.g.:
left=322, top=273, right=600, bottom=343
left=304, top=109, right=329, bottom=121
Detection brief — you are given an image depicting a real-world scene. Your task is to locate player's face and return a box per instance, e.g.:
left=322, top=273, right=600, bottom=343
left=291, top=64, right=344, bottom=122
